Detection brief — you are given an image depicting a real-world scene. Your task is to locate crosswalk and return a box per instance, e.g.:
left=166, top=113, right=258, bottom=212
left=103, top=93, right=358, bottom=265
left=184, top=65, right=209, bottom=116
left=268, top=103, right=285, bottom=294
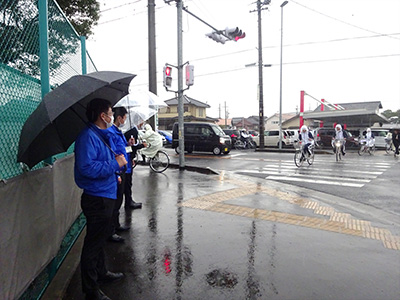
left=235, top=157, right=394, bottom=188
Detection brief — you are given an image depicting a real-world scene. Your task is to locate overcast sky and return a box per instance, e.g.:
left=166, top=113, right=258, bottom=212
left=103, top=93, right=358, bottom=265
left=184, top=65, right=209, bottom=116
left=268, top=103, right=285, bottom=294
left=87, top=0, right=400, bottom=119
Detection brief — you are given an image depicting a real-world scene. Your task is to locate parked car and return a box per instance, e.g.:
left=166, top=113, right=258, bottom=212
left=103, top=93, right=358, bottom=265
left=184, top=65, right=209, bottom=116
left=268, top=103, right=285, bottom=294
left=314, top=128, right=358, bottom=148
left=286, top=129, right=299, bottom=144
left=172, top=122, right=231, bottom=155
left=252, top=130, right=292, bottom=147
left=139, top=129, right=167, bottom=145
left=158, top=130, right=172, bottom=146
left=248, top=130, right=259, bottom=137
left=223, top=129, right=240, bottom=139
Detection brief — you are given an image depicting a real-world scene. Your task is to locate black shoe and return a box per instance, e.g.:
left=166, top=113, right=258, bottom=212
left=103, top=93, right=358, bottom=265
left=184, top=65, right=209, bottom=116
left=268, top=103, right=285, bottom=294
left=85, top=289, right=111, bottom=300
left=108, top=234, right=125, bottom=243
left=98, top=271, right=124, bottom=284
left=125, top=201, right=142, bottom=210
left=116, top=225, right=130, bottom=232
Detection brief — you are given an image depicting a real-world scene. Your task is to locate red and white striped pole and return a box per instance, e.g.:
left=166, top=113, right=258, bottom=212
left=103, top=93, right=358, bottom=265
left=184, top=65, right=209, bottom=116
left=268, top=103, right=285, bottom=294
left=300, top=90, right=305, bottom=127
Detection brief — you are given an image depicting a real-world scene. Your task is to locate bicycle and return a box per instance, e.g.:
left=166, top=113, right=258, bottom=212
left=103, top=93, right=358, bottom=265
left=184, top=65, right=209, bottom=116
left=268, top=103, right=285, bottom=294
left=358, top=139, right=375, bottom=156
left=131, top=149, right=170, bottom=173
left=294, top=140, right=314, bottom=167
left=385, top=138, right=395, bottom=155
left=332, top=139, right=344, bottom=162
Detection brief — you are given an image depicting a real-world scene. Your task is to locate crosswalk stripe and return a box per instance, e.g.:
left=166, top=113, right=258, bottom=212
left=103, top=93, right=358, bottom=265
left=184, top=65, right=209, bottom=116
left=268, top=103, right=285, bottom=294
left=262, top=164, right=383, bottom=175
left=266, top=176, right=365, bottom=187
left=239, top=170, right=371, bottom=183
left=260, top=167, right=378, bottom=179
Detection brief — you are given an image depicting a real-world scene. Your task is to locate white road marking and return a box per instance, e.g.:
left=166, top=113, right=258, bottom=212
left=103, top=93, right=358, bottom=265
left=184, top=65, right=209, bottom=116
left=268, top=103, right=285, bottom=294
left=266, top=176, right=365, bottom=187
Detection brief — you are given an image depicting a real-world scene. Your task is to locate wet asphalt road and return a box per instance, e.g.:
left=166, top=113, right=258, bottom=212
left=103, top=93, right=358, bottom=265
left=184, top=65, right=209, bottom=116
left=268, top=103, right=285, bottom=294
left=64, top=149, right=400, bottom=300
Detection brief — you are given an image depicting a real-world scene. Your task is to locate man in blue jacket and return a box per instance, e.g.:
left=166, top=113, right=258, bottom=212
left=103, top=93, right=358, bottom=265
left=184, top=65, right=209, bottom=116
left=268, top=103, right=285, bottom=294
left=107, top=106, right=135, bottom=243
left=74, top=98, right=127, bottom=300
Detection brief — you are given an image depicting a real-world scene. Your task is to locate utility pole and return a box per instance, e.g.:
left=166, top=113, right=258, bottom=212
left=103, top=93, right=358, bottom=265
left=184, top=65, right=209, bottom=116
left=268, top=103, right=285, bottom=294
left=177, top=0, right=185, bottom=169
left=257, top=0, right=264, bottom=149
left=251, top=0, right=270, bottom=149
left=148, top=0, right=157, bottom=129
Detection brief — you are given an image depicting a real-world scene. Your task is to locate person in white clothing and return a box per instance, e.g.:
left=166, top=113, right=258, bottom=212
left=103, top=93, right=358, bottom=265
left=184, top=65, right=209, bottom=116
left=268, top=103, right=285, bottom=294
left=364, top=128, right=375, bottom=148
left=332, top=124, right=347, bottom=155
left=298, top=125, right=314, bottom=158
left=139, top=124, right=163, bottom=161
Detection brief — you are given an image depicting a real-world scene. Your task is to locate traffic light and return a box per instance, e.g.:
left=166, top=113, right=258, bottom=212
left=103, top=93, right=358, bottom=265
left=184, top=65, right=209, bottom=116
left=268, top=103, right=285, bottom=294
left=225, top=27, right=246, bottom=41
left=185, top=65, right=194, bottom=86
left=163, top=65, right=172, bottom=88
left=205, top=32, right=226, bottom=44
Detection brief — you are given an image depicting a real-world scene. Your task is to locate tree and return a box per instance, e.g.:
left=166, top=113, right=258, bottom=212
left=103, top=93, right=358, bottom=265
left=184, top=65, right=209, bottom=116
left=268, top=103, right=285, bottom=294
left=0, top=0, right=100, bottom=77
left=382, top=109, right=400, bottom=123
left=57, top=0, right=100, bottom=37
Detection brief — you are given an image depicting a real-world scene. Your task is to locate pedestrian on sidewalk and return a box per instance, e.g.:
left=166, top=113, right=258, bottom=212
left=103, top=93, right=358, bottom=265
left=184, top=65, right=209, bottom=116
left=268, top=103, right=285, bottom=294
left=74, top=99, right=127, bottom=300
left=123, top=122, right=146, bottom=209
left=107, top=106, right=136, bottom=243
left=392, top=128, right=400, bottom=155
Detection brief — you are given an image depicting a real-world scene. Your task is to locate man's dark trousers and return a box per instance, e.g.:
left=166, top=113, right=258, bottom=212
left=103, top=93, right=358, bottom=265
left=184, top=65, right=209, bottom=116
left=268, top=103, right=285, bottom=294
left=80, top=193, right=115, bottom=293
left=112, top=173, right=126, bottom=231
left=123, top=171, right=133, bottom=207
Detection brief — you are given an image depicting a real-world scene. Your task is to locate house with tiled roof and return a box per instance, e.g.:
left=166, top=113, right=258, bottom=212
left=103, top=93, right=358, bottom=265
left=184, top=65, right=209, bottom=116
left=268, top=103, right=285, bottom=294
left=157, top=95, right=218, bottom=130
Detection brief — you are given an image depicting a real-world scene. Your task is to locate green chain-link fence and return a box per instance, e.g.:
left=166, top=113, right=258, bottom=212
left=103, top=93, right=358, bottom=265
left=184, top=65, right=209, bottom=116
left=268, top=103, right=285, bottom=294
left=0, top=0, right=97, bottom=180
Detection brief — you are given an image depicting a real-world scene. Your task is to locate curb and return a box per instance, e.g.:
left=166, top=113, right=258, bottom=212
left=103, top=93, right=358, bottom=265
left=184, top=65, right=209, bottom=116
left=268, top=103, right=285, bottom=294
left=167, top=163, right=219, bottom=175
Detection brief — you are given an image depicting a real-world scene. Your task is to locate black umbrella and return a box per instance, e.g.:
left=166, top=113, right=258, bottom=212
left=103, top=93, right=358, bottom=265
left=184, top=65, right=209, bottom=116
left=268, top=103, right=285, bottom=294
left=17, top=71, right=136, bottom=168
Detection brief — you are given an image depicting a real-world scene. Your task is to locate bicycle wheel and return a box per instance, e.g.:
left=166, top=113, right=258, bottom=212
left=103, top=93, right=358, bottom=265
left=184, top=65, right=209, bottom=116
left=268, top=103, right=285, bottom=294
left=369, top=146, right=375, bottom=155
left=307, top=151, right=314, bottom=165
left=234, top=140, right=245, bottom=150
left=149, top=150, right=170, bottom=173
left=294, top=150, right=304, bottom=167
left=358, top=146, right=365, bottom=156
left=336, top=149, right=341, bottom=161
left=385, top=143, right=392, bottom=154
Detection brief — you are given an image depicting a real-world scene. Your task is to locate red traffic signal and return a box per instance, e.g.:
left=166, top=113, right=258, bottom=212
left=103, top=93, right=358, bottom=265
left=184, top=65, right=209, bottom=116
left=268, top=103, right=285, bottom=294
left=163, top=65, right=172, bottom=89
left=225, top=27, right=246, bottom=42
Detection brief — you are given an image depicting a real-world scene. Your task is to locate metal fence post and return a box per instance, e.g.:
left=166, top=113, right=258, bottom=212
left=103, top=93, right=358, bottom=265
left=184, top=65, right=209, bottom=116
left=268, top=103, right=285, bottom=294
left=80, top=36, right=87, bottom=75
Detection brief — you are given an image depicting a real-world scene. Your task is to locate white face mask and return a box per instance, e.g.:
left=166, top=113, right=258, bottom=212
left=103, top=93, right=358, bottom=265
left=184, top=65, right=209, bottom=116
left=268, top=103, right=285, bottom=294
left=118, top=119, right=125, bottom=128
left=103, top=115, right=114, bottom=128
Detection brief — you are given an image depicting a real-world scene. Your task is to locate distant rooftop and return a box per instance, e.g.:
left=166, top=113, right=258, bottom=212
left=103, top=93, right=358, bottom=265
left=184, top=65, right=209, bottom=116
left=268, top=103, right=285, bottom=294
left=164, top=95, right=210, bottom=108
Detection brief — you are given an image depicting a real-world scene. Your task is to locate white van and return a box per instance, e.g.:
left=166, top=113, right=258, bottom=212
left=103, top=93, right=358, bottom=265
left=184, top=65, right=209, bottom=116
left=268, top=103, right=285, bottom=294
left=253, top=130, right=293, bottom=147
left=369, top=128, right=389, bottom=148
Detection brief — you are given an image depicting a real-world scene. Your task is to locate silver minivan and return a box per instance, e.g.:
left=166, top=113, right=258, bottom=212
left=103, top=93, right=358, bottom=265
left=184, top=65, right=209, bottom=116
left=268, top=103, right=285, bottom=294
left=369, top=128, right=389, bottom=148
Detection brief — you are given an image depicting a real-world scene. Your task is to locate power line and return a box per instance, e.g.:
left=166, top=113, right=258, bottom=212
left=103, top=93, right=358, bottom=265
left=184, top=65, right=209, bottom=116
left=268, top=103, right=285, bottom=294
left=189, top=33, right=400, bottom=63
left=98, top=2, right=170, bottom=25
left=192, top=53, right=400, bottom=78
left=291, top=0, right=400, bottom=40
left=131, top=52, right=400, bottom=87
left=100, top=0, right=143, bottom=13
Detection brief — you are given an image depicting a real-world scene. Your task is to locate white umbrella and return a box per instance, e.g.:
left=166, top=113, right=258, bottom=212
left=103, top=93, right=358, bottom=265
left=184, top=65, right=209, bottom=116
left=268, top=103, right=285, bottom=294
left=114, top=91, right=166, bottom=132
left=114, top=91, right=166, bottom=109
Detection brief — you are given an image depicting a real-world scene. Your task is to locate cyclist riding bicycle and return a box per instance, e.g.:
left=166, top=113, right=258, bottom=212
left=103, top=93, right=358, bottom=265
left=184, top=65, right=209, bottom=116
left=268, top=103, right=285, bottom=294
left=139, top=124, right=163, bottom=162
left=298, top=125, right=314, bottom=159
left=363, top=128, right=375, bottom=148
left=332, top=124, right=347, bottom=156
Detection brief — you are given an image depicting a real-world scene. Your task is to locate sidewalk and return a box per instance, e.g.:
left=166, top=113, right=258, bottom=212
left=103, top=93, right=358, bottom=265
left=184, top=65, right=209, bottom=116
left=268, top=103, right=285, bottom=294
left=46, top=157, right=399, bottom=300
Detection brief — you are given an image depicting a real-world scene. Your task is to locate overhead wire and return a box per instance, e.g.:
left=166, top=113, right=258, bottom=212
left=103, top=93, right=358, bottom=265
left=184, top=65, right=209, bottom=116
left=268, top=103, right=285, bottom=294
left=291, top=0, right=400, bottom=40
left=100, top=0, right=143, bottom=13
left=189, top=33, right=400, bottom=62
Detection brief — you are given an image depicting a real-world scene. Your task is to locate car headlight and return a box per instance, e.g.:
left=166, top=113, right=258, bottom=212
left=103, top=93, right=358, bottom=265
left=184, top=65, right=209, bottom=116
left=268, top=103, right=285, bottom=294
left=220, top=137, right=225, bottom=144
